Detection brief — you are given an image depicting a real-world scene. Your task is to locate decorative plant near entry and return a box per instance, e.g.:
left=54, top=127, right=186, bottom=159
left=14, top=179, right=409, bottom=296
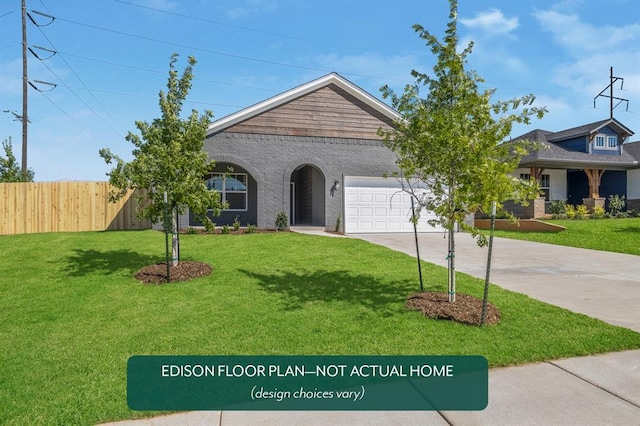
left=549, top=199, right=567, bottom=219
left=608, top=194, right=626, bottom=217
left=591, top=206, right=606, bottom=219
left=574, top=204, right=588, bottom=220
left=275, top=212, right=288, bottom=231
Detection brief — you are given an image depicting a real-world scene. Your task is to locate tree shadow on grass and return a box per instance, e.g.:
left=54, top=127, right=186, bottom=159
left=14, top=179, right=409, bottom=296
left=240, top=268, right=429, bottom=314
left=612, top=225, right=640, bottom=233
left=60, top=248, right=160, bottom=278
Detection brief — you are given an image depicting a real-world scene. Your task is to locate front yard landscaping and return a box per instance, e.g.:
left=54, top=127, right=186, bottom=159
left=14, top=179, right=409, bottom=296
left=490, top=217, right=640, bottom=255
left=1, top=230, right=639, bottom=425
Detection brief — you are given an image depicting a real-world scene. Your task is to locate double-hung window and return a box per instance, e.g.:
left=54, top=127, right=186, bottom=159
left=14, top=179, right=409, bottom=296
left=520, top=173, right=550, bottom=201
left=594, top=134, right=617, bottom=150
left=206, top=173, right=248, bottom=211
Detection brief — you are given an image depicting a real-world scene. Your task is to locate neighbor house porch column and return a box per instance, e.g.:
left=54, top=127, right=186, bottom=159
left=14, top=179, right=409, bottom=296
left=525, top=166, right=546, bottom=218
left=582, top=169, right=606, bottom=212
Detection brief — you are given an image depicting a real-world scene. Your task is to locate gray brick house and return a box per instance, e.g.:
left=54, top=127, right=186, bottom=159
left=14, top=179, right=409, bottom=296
left=188, top=73, right=442, bottom=233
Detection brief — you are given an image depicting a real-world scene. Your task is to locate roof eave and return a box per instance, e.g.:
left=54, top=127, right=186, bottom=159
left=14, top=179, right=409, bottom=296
left=520, top=158, right=639, bottom=170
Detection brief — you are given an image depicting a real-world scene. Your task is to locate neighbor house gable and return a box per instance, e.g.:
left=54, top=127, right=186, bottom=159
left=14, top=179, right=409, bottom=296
left=514, top=118, right=637, bottom=169
left=207, top=73, right=399, bottom=139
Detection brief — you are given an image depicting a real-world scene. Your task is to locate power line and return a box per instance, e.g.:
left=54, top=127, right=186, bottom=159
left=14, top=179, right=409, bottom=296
left=31, top=15, right=126, bottom=136
left=57, top=51, right=279, bottom=93
left=54, top=15, right=334, bottom=73
left=52, top=14, right=408, bottom=83
left=36, top=89, right=91, bottom=134
left=112, top=0, right=339, bottom=48
left=63, top=85, right=245, bottom=109
left=0, top=10, right=16, bottom=19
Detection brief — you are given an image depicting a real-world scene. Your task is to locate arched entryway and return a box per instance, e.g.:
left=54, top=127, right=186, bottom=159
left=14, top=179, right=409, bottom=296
left=289, top=164, right=325, bottom=226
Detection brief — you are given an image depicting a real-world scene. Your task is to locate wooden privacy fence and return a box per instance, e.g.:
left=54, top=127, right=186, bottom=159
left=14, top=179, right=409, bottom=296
left=0, top=182, right=151, bottom=235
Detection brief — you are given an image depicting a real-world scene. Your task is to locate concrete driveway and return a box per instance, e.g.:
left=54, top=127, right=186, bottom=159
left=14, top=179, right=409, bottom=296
left=353, top=232, right=640, bottom=332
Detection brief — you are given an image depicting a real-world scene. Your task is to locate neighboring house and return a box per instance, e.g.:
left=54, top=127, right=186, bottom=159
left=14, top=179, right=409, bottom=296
left=509, top=118, right=639, bottom=216
left=188, top=73, right=443, bottom=233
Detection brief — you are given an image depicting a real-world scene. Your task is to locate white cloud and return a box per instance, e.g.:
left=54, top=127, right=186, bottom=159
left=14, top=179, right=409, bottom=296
left=460, top=9, right=519, bottom=36
left=531, top=5, right=640, bottom=134
left=552, top=53, right=640, bottom=107
left=533, top=10, right=640, bottom=53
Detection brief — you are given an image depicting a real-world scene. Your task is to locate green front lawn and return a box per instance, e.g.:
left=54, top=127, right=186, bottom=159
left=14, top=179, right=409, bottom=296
left=1, top=230, right=639, bottom=425
left=490, top=218, right=640, bottom=255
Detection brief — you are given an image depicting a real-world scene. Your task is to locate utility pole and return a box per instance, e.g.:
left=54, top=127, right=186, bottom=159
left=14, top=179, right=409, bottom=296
left=610, top=66, right=613, bottom=119
left=594, top=66, right=629, bottom=119
left=21, top=0, right=28, bottom=179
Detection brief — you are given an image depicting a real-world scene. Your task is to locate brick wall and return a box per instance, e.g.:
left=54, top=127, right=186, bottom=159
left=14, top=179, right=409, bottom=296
left=203, top=132, right=399, bottom=231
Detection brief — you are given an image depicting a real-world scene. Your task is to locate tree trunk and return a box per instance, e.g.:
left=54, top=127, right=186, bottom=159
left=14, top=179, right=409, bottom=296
left=447, top=171, right=456, bottom=303
left=171, top=208, right=179, bottom=266
left=481, top=201, right=497, bottom=326
left=175, top=210, right=181, bottom=262
left=448, top=223, right=456, bottom=303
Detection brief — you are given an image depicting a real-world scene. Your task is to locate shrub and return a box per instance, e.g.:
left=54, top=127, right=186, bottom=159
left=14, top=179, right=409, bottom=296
left=221, top=224, right=231, bottom=234
left=246, top=224, right=257, bottom=234
left=549, top=199, right=567, bottom=215
left=565, top=204, right=576, bottom=219
left=590, top=206, right=606, bottom=219
left=574, top=204, right=587, bottom=220
left=204, top=221, right=215, bottom=233
left=549, top=199, right=567, bottom=219
left=608, top=194, right=626, bottom=217
left=185, top=227, right=199, bottom=234
left=232, top=216, right=241, bottom=231
left=275, top=212, right=288, bottom=231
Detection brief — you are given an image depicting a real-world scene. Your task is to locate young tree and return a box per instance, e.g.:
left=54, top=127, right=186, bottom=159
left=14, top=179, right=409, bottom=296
left=99, top=53, right=223, bottom=266
left=379, top=0, right=545, bottom=302
left=1, top=137, right=34, bottom=182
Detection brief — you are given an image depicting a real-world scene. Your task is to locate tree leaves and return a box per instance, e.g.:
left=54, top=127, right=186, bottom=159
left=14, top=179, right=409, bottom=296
left=379, top=0, right=546, bottom=231
left=99, top=53, right=223, bottom=229
left=0, top=137, right=34, bottom=182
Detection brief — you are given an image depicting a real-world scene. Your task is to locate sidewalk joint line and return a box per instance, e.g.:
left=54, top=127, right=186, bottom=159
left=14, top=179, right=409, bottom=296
left=548, top=361, right=640, bottom=409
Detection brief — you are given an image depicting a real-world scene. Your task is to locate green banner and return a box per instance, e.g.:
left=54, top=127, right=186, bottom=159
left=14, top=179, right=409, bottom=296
left=128, top=355, right=487, bottom=411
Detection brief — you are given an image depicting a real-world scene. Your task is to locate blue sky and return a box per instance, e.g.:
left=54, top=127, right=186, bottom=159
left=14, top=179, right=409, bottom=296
left=1, top=0, right=639, bottom=181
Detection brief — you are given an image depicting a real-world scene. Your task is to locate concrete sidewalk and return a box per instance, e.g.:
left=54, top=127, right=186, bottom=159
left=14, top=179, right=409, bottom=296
left=100, top=232, right=640, bottom=426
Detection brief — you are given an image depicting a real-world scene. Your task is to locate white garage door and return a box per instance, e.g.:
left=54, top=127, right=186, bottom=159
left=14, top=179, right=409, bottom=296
left=344, top=176, right=443, bottom=233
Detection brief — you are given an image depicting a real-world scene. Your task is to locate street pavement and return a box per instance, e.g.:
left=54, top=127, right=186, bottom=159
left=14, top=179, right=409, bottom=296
left=100, top=230, right=640, bottom=426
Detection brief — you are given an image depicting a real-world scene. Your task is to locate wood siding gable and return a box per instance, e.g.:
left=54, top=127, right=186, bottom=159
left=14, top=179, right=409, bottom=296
left=224, top=84, right=395, bottom=139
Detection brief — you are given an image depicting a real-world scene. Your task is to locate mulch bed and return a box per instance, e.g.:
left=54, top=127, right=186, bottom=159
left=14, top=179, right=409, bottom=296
left=406, top=292, right=501, bottom=326
left=135, top=261, right=212, bottom=284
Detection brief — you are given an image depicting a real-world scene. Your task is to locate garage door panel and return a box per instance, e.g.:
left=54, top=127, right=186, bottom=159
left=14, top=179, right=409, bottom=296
left=375, top=207, right=387, bottom=216
left=344, top=176, right=443, bottom=233
left=360, top=193, right=373, bottom=202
